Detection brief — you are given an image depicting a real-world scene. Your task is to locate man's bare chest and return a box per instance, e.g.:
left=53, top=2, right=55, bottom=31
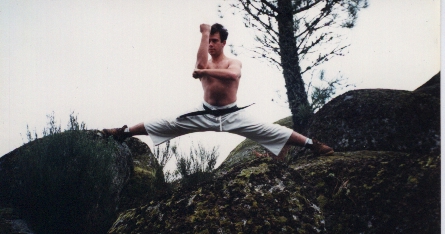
left=207, top=60, right=230, bottom=69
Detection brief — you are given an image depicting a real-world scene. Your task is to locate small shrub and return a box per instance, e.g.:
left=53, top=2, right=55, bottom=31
left=42, top=112, right=62, bottom=137
left=153, top=140, right=176, bottom=168
left=153, top=140, right=177, bottom=187
left=174, top=143, right=219, bottom=188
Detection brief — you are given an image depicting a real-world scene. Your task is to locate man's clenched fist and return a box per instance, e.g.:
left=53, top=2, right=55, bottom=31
left=200, top=24, right=211, bottom=33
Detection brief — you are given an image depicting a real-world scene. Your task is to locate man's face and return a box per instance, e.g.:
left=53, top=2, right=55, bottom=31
left=209, top=32, right=225, bottom=56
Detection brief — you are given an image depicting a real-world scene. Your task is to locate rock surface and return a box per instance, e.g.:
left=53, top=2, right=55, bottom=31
left=118, top=137, right=166, bottom=213
left=413, top=72, right=440, bottom=98
left=306, top=89, right=440, bottom=154
left=108, top=151, right=440, bottom=233
left=0, top=208, right=34, bottom=234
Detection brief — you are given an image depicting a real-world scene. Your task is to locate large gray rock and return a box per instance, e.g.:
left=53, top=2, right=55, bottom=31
left=117, top=137, right=166, bottom=213
left=413, top=72, right=440, bottom=98
left=306, top=88, right=440, bottom=154
left=0, top=208, right=34, bottom=234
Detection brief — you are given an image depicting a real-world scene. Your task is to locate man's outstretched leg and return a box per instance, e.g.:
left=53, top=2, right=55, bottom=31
left=252, top=132, right=299, bottom=161
left=100, top=123, right=147, bottom=141
left=254, top=131, right=333, bottom=160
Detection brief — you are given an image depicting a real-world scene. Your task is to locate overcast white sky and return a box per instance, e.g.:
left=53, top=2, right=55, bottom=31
left=0, top=0, right=440, bottom=170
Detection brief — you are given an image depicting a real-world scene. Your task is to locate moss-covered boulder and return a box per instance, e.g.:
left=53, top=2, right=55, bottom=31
left=0, top=131, right=161, bottom=234
left=109, top=157, right=326, bottom=234
left=219, top=116, right=294, bottom=171
left=292, top=151, right=440, bottom=233
left=306, top=89, right=440, bottom=154
left=108, top=151, right=440, bottom=233
left=118, top=137, right=167, bottom=213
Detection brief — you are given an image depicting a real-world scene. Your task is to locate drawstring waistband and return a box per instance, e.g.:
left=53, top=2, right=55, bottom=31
left=177, top=103, right=255, bottom=120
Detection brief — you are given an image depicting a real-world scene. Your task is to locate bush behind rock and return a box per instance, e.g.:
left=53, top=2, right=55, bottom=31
left=1, top=130, right=132, bottom=234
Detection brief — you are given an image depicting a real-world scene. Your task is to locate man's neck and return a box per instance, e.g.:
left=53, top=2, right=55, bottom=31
left=210, top=53, right=226, bottom=63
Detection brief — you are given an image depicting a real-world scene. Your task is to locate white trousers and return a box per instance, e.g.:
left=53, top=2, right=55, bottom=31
left=144, top=101, right=293, bottom=156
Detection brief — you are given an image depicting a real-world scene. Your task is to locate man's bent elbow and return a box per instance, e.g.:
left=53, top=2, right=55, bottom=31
left=195, top=61, right=207, bottom=69
left=196, top=64, right=206, bottom=69
left=228, top=72, right=241, bottom=81
left=229, top=69, right=241, bottom=80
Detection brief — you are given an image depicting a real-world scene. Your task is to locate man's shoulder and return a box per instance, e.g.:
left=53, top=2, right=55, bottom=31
left=227, top=57, right=242, bottom=66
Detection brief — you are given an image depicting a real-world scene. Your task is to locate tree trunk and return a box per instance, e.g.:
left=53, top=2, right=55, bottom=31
left=276, top=0, right=309, bottom=132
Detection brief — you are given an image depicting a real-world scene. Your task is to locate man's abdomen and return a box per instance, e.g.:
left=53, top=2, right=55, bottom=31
left=201, top=79, right=238, bottom=106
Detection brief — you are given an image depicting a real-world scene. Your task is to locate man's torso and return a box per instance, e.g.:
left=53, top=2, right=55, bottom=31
left=200, top=57, right=240, bottom=106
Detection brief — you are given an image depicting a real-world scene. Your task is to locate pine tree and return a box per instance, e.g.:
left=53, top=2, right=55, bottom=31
left=226, top=0, right=368, bottom=130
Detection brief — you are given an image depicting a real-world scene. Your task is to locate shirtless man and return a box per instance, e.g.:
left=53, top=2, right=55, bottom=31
left=102, top=23, right=333, bottom=159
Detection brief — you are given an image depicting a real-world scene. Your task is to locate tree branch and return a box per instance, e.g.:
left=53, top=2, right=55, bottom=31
left=301, top=43, right=349, bottom=74
left=247, top=0, right=277, bottom=17
left=295, top=1, right=334, bottom=39
left=293, top=0, right=323, bottom=14
left=260, top=0, right=279, bottom=13
left=239, top=0, right=279, bottom=35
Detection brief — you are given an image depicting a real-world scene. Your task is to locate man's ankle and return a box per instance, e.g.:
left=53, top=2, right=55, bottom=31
left=304, top=138, right=313, bottom=148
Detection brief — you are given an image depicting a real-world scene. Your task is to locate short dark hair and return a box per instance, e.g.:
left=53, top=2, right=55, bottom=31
left=211, top=23, right=228, bottom=42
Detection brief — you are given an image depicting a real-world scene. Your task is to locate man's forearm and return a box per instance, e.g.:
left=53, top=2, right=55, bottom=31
left=198, top=68, right=240, bottom=81
left=196, top=25, right=210, bottom=69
